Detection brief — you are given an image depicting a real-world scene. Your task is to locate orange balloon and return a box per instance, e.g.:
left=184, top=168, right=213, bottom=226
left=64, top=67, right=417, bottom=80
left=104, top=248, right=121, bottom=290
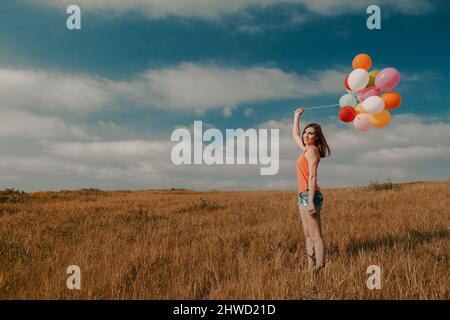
left=355, top=103, right=365, bottom=114
left=352, top=53, right=372, bottom=70
left=369, top=110, right=391, bottom=128
left=382, top=91, right=402, bottom=110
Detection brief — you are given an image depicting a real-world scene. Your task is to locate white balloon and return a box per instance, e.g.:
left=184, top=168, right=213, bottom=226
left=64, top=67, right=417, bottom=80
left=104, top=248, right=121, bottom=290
left=348, top=68, right=369, bottom=92
left=339, top=93, right=358, bottom=108
left=363, top=96, right=385, bottom=114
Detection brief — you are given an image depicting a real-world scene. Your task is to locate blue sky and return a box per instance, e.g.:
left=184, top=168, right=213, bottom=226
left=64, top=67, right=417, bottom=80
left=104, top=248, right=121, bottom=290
left=0, top=0, right=449, bottom=191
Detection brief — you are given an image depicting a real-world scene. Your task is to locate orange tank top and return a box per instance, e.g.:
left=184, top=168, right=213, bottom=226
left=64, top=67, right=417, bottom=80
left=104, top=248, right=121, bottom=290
left=296, top=146, right=321, bottom=193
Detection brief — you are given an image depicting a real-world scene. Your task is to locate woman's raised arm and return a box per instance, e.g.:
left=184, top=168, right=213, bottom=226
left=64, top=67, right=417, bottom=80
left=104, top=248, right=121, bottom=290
left=293, top=107, right=306, bottom=151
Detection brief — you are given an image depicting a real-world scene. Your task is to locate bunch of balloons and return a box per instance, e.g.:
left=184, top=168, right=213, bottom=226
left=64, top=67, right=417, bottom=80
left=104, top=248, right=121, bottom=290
left=338, top=53, right=402, bottom=132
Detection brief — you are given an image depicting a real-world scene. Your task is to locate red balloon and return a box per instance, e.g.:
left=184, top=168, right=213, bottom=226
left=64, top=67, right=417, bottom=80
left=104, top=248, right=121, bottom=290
left=339, top=106, right=357, bottom=123
left=344, top=73, right=351, bottom=90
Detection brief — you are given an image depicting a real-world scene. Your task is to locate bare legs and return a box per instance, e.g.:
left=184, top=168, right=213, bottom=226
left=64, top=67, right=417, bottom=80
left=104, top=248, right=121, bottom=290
left=299, top=206, right=325, bottom=290
left=306, top=237, right=315, bottom=269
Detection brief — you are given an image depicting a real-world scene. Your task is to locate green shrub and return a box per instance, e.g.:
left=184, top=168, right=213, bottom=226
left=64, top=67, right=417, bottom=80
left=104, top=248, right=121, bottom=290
left=0, top=188, right=27, bottom=203
left=368, top=180, right=398, bottom=191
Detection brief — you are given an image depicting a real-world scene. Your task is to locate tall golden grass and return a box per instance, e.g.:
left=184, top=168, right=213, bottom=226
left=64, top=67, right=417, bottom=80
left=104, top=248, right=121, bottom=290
left=0, top=181, right=448, bottom=299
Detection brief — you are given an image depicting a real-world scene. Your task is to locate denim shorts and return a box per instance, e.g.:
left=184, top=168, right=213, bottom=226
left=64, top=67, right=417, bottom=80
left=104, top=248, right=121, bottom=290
left=298, top=190, right=323, bottom=209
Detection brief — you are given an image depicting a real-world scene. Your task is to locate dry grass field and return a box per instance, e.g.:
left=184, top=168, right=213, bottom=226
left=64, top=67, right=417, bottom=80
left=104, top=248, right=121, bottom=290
left=0, top=181, right=449, bottom=300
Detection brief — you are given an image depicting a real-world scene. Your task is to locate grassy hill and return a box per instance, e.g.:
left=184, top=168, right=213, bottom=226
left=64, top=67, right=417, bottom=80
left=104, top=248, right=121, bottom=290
left=0, top=181, right=448, bottom=299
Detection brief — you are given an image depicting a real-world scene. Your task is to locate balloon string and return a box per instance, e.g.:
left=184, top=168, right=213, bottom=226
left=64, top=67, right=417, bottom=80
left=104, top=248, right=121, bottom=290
left=302, top=104, right=340, bottom=110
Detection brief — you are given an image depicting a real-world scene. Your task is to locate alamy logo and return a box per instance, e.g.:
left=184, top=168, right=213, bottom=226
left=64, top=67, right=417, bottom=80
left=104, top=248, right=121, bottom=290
left=366, top=265, right=381, bottom=290
left=170, top=121, right=279, bottom=175
left=66, top=5, right=81, bottom=30
left=66, top=265, right=81, bottom=290
left=367, top=5, right=381, bottom=30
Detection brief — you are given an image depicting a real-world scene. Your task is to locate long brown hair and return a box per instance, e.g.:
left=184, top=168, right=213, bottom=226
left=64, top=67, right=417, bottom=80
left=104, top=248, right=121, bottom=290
left=302, top=123, right=331, bottom=158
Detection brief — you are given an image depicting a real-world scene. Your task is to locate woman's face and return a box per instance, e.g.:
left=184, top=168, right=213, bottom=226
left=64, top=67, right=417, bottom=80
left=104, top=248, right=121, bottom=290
left=303, top=127, right=317, bottom=145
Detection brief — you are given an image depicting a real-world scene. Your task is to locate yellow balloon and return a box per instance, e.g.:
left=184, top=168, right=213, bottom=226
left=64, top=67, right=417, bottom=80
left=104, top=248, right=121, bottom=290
left=368, top=70, right=379, bottom=87
left=369, top=110, right=391, bottom=128
left=355, top=103, right=365, bottom=114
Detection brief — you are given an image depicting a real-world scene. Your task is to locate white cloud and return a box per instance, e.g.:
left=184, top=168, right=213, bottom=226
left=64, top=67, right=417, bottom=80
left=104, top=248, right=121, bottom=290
left=387, top=0, right=434, bottom=15
left=0, top=156, right=88, bottom=176
left=294, top=0, right=433, bottom=16
left=0, top=110, right=90, bottom=139
left=30, top=0, right=434, bottom=19
left=45, top=140, right=169, bottom=162
left=357, top=145, right=450, bottom=165
left=223, top=105, right=234, bottom=118
left=0, top=68, right=116, bottom=114
left=126, top=63, right=344, bottom=110
left=244, top=108, right=255, bottom=117
left=0, top=175, right=20, bottom=182
left=319, top=163, right=410, bottom=185
left=236, top=25, right=264, bottom=34
left=1, top=112, right=449, bottom=191
left=0, top=63, right=447, bottom=191
left=0, top=64, right=345, bottom=114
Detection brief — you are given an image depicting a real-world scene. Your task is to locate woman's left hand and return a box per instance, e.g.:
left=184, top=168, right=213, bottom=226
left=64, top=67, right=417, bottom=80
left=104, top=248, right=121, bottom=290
left=307, top=205, right=316, bottom=216
left=294, top=107, right=304, bottom=117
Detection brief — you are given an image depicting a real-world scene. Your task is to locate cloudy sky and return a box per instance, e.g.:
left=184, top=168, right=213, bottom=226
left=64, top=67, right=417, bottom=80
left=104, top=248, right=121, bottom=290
left=0, top=0, right=449, bottom=191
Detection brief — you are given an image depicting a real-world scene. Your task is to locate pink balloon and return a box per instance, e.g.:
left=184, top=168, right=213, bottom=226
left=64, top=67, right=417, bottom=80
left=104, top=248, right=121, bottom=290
left=356, top=86, right=381, bottom=102
left=375, top=68, right=400, bottom=90
left=353, top=113, right=372, bottom=132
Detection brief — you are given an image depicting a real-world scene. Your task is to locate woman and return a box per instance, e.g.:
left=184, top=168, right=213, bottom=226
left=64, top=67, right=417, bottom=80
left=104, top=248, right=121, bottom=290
left=292, top=106, right=331, bottom=289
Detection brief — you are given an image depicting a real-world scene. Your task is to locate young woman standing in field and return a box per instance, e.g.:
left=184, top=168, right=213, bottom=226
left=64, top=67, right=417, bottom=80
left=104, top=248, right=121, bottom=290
left=292, top=107, right=331, bottom=289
